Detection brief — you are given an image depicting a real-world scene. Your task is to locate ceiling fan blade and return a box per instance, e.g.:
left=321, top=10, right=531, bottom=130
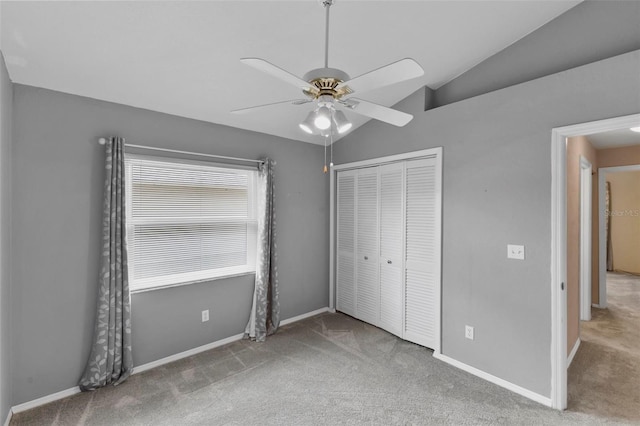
left=340, top=98, right=413, bottom=127
left=336, top=58, right=424, bottom=94
left=240, top=58, right=316, bottom=93
left=231, top=99, right=312, bottom=114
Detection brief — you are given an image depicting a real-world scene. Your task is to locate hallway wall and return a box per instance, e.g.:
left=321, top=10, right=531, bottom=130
left=607, top=170, right=640, bottom=274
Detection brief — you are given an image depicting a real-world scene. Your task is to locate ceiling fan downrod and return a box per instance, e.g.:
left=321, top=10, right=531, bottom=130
left=323, top=0, right=333, bottom=68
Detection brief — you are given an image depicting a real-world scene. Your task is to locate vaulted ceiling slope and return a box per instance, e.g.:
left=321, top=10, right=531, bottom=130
left=0, top=1, right=580, bottom=144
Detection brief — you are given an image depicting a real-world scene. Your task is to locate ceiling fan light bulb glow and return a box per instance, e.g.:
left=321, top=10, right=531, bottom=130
left=630, top=126, right=640, bottom=133
left=333, top=110, right=352, bottom=134
left=314, top=107, right=332, bottom=130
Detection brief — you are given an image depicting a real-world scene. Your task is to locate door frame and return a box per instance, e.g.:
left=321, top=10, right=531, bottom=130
left=329, top=147, right=442, bottom=354
left=597, top=163, right=640, bottom=309
left=579, top=156, right=592, bottom=321
left=550, top=113, right=640, bottom=410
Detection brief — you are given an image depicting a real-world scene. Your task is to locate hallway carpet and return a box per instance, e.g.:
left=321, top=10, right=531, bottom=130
left=568, top=272, right=640, bottom=423
left=13, top=312, right=631, bottom=425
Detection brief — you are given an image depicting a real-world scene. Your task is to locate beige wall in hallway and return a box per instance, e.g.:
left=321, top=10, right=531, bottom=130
left=592, top=144, right=640, bottom=303
left=566, top=136, right=598, bottom=354
left=598, top=145, right=640, bottom=168
left=607, top=170, right=640, bottom=274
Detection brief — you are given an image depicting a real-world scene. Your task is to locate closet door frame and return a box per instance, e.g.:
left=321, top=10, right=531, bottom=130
left=329, top=147, right=443, bottom=355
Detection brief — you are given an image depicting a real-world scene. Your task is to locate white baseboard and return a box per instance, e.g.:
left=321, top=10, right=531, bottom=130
left=3, top=409, right=12, bottom=426
left=132, top=332, right=245, bottom=375
left=567, top=338, right=581, bottom=367
left=11, top=386, right=81, bottom=414
left=11, top=307, right=331, bottom=414
left=135, top=306, right=329, bottom=374
left=280, top=307, right=330, bottom=326
left=433, top=353, right=552, bottom=407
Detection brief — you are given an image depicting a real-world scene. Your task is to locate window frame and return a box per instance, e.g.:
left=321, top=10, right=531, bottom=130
left=124, top=153, right=258, bottom=293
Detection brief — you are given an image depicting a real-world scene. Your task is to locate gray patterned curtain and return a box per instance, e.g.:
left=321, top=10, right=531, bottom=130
left=79, top=137, right=133, bottom=391
left=245, top=158, right=280, bottom=342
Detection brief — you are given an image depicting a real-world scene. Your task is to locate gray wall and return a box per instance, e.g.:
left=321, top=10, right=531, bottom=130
left=434, top=0, right=640, bottom=107
left=334, top=50, right=640, bottom=397
left=11, top=85, right=330, bottom=404
left=0, top=53, right=13, bottom=422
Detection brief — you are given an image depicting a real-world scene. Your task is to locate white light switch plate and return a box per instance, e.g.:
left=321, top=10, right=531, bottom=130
left=507, top=244, right=525, bottom=260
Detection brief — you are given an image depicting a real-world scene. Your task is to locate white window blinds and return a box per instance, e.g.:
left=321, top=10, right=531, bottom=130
left=125, top=155, right=257, bottom=292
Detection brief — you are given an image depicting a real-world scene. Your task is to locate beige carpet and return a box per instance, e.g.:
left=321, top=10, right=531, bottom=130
left=567, top=272, right=640, bottom=423
left=12, top=311, right=633, bottom=425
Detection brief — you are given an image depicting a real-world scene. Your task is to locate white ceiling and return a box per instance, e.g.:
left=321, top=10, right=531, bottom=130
left=1, top=0, right=581, bottom=145
left=588, top=128, right=640, bottom=150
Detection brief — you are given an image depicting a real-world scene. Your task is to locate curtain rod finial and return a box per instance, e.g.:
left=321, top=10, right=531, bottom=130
left=98, top=138, right=107, bottom=145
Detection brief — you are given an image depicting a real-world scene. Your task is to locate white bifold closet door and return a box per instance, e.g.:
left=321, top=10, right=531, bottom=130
left=404, top=158, right=439, bottom=349
left=355, top=167, right=380, bottom=326
left=378, top=163, right=404, bottom=337
left=335, top=152, right=440, bottom=351
left=336, top=170, right=356, bottom=317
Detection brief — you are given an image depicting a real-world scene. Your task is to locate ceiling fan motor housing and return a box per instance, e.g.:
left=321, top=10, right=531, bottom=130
left=303, top=67, right=352, bottom=99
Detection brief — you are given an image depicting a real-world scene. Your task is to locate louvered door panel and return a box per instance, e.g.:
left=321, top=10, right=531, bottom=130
left=379, top=163, right=404, bottom=337
left=336, top=171, right=356, bottom=316
left=356, top=168, right=380, bottom=326
left=404, top=158, right=440, bottom=349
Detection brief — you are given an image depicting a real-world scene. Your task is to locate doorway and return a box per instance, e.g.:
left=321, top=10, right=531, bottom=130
left=550, top=113, right=640, bottom=410
left=597, top=165, right=640, bottom=307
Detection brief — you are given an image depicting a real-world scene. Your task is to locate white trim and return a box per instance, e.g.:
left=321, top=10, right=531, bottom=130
left=3, top=410, right=11, bottom=426
left=550, top=127, right=568, bottom=410
left=331, top=148, right=440, bottom=172
left=579, top=156, right=592, bottom=321
left=329, top=167, right=336, bottom=310
left=11, top=386, right=81, bottom=414
left=433, top=152, right=443, bottom=356
left=550, top=113, right=640, bottom=411
left=134, top=307, right=330, bottom=374
left=10, top=307, right=330, bottom=414
left=598, top=163, right=640, bottom=310
left=433, top=353, right=552, bottom=407
left=132, top=333, right=246, bottom=375
left=279, top=307, right=330, bottom=326
left=567, top=338, right=581, bottom=367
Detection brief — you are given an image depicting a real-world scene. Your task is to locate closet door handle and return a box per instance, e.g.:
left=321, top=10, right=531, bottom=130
left=387, top=260, right=392, bottom=264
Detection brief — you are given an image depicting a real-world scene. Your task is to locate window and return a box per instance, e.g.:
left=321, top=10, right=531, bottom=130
left=125, top=155, right=257, bottom=292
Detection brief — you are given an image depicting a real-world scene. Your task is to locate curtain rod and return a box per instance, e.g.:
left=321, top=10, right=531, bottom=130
left=98, top=138, right=264, bottom=165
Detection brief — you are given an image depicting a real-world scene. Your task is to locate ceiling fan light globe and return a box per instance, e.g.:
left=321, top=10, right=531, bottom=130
left=299, top=112, right=316, bottom=134
left=299, top=122, right=314, bottom=134
left=315, top=116, right=331, bottom=130
left=314, top=107, right=332, bottom=130
left=333, top=110, right=352, bottom=134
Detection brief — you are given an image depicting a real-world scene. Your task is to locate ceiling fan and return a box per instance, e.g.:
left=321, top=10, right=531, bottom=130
left=232, top=0, right=424, bottom=137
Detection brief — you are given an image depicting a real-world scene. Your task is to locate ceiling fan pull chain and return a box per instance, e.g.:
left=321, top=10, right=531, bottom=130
left=323, top=135, right=328, bottom=173
left=330, top=131, right=334, bottom=168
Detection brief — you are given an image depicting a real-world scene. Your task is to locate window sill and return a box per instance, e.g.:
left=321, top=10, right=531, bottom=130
left=130, top=271, right=256, bottom=294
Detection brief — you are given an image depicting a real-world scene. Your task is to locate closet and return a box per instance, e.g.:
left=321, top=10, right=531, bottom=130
left=333, top=149, right=441, bottom=351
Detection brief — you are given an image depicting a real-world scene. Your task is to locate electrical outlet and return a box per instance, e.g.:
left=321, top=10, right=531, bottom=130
left=201, top=310, right=209, bottom=322
left=507, top=244, right=525, bottom=260
left=465, top=325, right=474, bottom=340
